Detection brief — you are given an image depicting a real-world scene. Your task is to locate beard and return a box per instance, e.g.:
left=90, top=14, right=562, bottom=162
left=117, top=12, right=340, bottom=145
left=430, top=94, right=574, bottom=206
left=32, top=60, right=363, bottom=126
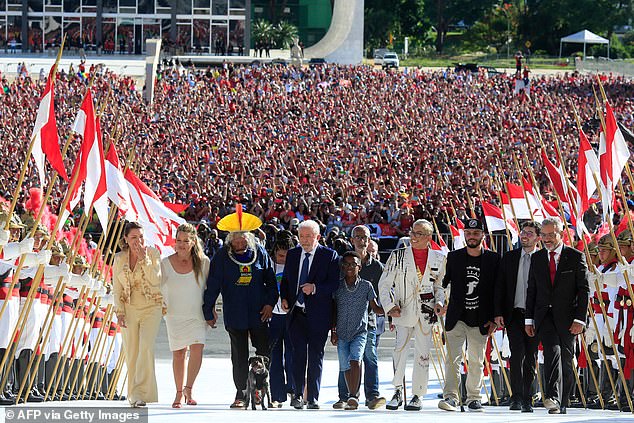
left=466, top=238, right=482, bottom=248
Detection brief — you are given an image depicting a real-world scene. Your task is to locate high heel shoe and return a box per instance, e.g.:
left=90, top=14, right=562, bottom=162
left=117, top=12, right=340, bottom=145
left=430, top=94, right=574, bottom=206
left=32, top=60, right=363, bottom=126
left=172, top=390, right=183, bottom=409
left=183, top=386, right=197, bottom=406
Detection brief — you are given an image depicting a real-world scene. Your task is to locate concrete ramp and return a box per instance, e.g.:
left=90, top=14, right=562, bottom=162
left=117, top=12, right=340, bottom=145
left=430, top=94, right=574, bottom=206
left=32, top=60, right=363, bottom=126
left=304, top=0, right=364, bottom=65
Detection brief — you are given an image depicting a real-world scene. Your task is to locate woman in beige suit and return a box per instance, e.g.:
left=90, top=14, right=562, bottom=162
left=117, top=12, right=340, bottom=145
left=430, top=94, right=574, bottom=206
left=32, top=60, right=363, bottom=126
left=161, top=223, right=210, bottom=408
left=112, top=222, right=163, bottom=408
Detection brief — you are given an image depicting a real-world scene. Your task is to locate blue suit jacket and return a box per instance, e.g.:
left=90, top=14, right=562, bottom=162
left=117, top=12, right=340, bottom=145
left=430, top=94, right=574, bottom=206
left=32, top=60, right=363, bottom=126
left=280, top=245, right=340, bottom=330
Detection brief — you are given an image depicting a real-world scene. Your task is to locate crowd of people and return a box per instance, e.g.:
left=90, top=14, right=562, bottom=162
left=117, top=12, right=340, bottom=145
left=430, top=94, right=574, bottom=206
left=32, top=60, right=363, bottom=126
left=1, top=61, right=634, bottom=238
left=0, top=58, right=634, bottom=414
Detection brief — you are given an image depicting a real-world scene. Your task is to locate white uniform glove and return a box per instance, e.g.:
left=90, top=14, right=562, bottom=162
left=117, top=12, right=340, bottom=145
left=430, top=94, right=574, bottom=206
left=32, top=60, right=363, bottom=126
left=588, top=273, right=601, bottom=295
left=19, top=238, right=35, bottom=255
left=43, top=263, right=71, bottom=283
left=101, top=293, right=114, bottom=306
left=36, top=250, right=52, bottom=265
left=0, top=229, right=10, bottom=246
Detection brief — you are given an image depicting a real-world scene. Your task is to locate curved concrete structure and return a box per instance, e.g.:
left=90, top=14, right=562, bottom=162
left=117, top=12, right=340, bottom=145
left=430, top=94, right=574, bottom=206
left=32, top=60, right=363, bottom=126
left=304, top=0, right=364, bottom=65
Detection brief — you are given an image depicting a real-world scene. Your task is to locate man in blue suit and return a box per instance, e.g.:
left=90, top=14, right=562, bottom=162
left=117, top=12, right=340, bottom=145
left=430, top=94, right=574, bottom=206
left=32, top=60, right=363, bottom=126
left=280, top=220, right=340, bottom=410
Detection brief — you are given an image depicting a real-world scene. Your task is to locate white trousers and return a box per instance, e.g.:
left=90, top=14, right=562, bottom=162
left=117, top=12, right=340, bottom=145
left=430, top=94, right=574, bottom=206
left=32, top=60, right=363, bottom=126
left=392, top=319, right=435, bottom=397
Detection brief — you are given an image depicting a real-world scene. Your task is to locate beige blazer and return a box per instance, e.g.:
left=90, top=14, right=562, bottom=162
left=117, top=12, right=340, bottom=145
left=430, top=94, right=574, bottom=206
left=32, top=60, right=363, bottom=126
left=112, top=246, right=163, bottom=316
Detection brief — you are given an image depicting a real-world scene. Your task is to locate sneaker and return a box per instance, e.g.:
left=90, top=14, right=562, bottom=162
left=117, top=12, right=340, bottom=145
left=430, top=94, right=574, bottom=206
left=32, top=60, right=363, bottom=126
left=270, top=401, right=283, bottom=408
left=367, top=396, right=386, bottom=410
left=332, top=400, right=346, bottom=409
left=386, top=389, right=403, bottom=410
left=345, top=397, right=359, bottom=410
left=543, top=397, right=559, bottom=411
left=467, top=400, right=484, bottom=412
left=404, top=395, right=422, bottom=411
left=438, top=397, right=459, bottom=412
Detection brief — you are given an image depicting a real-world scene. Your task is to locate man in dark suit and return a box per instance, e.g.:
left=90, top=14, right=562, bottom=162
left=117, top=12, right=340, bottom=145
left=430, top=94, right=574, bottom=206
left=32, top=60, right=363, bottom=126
left=494, top=221, right=541, bottom=412
left=438, top=218, right=499, bottom=413
left=280, top=220, right=339, bottom=410
left=525, top=217, right=589, bottom=415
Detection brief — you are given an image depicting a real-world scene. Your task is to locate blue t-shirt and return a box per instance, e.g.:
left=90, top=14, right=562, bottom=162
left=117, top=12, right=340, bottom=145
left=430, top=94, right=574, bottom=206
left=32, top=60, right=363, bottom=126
left=333, top=277, right=376, bottom=341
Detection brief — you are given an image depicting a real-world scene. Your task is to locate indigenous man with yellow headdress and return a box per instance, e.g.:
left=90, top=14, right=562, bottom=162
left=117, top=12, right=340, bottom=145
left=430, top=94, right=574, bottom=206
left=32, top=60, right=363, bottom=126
left=202, top=206, right=278, bottom=408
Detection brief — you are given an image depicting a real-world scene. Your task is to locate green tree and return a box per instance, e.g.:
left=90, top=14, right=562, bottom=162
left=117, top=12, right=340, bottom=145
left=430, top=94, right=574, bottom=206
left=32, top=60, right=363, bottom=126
left=424, top=0, right=497, bottom=53
left=252, top=19, right=275, bottom=47
left=275, top=20, right=299, bottom=49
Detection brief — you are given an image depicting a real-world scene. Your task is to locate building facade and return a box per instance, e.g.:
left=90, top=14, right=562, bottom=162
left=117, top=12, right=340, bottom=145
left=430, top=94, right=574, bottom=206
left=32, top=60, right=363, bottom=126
left=0, top=0, right=250, bottom=55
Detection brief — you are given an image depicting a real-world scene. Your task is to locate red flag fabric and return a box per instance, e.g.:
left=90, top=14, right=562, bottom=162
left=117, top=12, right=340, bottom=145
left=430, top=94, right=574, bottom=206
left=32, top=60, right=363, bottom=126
left=31, top=65, right=68, bottom=185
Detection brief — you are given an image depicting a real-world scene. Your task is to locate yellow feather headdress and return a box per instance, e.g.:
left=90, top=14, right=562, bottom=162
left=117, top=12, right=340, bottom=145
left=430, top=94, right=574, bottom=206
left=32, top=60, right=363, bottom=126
left=217, top=204, right=262, bottom=232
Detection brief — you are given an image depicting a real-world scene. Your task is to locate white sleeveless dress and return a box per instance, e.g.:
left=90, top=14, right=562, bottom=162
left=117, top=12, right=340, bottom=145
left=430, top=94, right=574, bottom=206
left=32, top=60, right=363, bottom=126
left=161, top=256, right=210, bottom=351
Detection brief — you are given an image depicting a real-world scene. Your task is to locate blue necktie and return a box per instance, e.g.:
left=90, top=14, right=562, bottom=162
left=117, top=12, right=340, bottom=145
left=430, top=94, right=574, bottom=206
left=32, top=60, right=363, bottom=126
left=297, top=252, right=311, bottom=306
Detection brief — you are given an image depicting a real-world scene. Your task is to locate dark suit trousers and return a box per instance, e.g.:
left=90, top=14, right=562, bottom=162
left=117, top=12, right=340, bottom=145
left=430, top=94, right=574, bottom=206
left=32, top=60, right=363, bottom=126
left=226, top=325, right=269, bottom=400
left=538, top=310, right=575, bottom=406
left=289, top=309, right=328, bottom=402
left=507, top=308, right=538, bottom=403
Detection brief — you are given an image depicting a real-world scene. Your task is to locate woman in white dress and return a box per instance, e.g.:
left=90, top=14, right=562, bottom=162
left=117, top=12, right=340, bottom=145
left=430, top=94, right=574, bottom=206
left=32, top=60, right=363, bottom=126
left=161, top=223, right=210, bottom=408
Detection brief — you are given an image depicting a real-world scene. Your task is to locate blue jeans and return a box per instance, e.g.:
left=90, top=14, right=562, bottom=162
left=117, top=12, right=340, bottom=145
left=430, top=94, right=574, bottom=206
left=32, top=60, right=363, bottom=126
left=268, top=313, right=294, bottom=402
left=338, top=327, right=380, bottom=401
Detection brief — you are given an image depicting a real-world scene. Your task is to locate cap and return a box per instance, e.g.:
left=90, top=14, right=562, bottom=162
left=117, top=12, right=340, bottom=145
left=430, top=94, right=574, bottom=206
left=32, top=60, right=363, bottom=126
left=587, top=242, right=599, bottom=255
left=617, top=230, right=633, bottom=246
left=290, top=218, right=299, bottom=227
left=51, top=242, right=65, bottom=257
left=464, top=218, right=484, bottom=231
left=598, top=234, right=616, bottom=250
left=73, top=255, right=90, bottom=268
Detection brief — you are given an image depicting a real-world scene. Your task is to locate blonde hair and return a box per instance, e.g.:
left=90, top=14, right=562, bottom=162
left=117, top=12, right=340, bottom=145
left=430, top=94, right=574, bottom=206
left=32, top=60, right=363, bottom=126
left=176, top=223, right=205, bottom=285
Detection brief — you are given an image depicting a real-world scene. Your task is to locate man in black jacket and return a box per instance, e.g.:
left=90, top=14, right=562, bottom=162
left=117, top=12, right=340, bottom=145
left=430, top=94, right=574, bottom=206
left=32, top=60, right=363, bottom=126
left=525, top=217, right=589, bottom=415
left=438, top=218, right=499, bottom=413
left=494, top=221, right=541, bottom=412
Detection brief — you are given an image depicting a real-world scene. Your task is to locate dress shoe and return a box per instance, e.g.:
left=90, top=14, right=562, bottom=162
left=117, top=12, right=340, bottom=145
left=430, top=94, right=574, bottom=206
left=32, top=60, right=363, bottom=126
left=509, top=400, right=522, bottom=411
left=521, top=402, right=533, bottom=413
left=306, top=401, right=319, bottom=409
left=26, top=390, right=45, bottom=403
left=290, top=396, right=304, bottom=409
left=0, top=393, right=15, bottom=406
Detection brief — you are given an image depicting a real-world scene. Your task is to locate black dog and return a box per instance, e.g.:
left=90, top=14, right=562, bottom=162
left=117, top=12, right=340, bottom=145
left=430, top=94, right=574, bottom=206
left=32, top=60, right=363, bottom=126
left=244, top=355, right=271, bottom=410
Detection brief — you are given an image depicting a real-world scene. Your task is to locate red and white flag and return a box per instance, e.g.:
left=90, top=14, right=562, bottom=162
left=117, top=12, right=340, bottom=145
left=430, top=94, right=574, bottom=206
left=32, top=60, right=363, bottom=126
left=31, top=65, right=68, bottom=186
left=599, top=101, right=631, bottom=218
left=576, top=128, right=600, bottom=236
left=124, top=169, right=185, bottom=256
left=482, top=201, right=519, bottom=244
left=71, top=89, right=108, bottom=230
left=431, top=238, right=449, bottom=256
left=105, top=142, right=135, bottom=222
left=450, top=224, right=465, bottom=249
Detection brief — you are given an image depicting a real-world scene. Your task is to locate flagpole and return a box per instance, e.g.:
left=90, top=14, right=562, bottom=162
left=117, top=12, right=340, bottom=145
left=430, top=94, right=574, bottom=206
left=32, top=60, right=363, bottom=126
left=14, top=280, right=66, bottom=402
left=80, top=304, right=113, bottom=399
left=44, top=286, right=88, bottom=400
left=0, top=133, right=88, bottom=398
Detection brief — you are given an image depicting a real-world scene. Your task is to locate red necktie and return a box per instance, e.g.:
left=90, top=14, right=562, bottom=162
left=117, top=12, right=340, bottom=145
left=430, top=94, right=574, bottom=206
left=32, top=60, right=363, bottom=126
left=549, top=251, right=557, bottom=285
